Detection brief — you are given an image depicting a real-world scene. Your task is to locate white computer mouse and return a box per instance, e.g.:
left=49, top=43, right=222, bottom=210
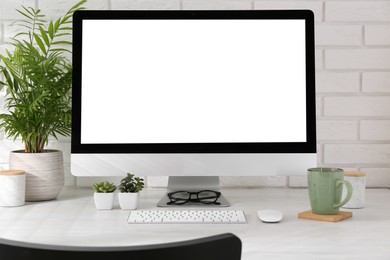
left=257, top=210, right=283, bottom=223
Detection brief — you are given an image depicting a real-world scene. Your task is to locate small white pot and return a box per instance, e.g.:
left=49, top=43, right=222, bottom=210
left=93, top=192, right=115, bottom=210
left=118, top=192, right=139, bottom=210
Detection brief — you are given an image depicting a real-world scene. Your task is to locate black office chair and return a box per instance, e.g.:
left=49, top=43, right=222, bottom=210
left=0, top=233, right=241, bottom=260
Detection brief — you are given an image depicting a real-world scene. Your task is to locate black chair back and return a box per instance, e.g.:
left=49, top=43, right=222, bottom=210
left=0, top=233, right=241, bottom=260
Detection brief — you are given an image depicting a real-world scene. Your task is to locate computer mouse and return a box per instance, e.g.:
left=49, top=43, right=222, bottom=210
left=257, top=210, right=283, bottom=223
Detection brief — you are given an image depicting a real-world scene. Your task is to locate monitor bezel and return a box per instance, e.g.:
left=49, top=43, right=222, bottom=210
left=72, top=10, right=316, bottom=154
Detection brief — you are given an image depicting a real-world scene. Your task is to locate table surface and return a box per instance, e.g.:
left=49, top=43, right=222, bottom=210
left=0, top=187, right=389, bottom=260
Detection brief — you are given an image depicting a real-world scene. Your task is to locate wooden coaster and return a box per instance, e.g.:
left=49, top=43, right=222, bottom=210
left=298, top=210, right=352, bottom=222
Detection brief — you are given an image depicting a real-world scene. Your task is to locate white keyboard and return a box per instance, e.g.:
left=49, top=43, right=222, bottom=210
left=127, top=210, right=246, bottom=224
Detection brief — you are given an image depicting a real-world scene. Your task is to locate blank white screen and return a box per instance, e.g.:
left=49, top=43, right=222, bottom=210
left=81, top=19, right=307, bottom=144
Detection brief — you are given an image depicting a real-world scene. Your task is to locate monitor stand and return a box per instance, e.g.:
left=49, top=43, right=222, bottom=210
left=157, top=176, right=230, bottom=207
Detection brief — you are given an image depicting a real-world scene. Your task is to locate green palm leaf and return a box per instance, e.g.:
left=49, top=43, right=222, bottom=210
left=0, top=0, right=87, bottom=153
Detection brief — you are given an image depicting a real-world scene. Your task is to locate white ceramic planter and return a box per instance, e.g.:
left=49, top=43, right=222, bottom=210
left=118, top=192, right=139, bottom=210
left=9, top=150, right=64, bottom=201
left=94, top=192, right=115, bottom=210
left=0, top=170, right=26, bottom=207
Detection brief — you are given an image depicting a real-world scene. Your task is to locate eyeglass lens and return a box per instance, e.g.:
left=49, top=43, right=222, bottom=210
left=197, top=190, right=219, bottom=203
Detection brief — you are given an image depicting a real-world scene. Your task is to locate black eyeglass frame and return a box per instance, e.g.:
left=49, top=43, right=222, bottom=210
left=167, top=190, right=222, bottom=205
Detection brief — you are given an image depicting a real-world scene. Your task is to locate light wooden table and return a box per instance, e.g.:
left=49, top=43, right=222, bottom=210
left=0, top=187, right=389, bottom=259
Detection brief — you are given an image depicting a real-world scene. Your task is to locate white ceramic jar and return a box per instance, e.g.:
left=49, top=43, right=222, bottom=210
left=342, top=171, right=366, bottom=209
left=0, top=170, right=26, bottom=207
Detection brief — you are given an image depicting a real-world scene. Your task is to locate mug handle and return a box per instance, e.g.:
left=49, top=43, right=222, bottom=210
left=333, top=179, right=353, bottom=209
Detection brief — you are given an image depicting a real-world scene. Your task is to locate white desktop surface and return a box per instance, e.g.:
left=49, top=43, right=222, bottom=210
left=0, top=187, right=389, bottom=259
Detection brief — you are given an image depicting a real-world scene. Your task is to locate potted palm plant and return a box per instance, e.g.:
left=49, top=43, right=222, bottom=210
left=0, top=0, right=87, bottom=201
left=118, top=173, right=145, bottom=210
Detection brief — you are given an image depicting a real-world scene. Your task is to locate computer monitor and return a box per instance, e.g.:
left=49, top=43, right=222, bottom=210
left=71, top=10, right=317, bottom=206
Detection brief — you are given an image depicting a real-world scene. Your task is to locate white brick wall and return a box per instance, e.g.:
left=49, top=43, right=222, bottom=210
left=365, top=25, right=390, bottom=45
left=1, top=0, right=389, bottom=188
left=324, top=96, right=390, bottom=117
left=363, top=72, right=390, bottom=93
left=316, top=72, right=360, bottom=93
left=111, top=0, right=180, bottom=10
left=254, top=1, right=324, bottom=21
left=325, top=49, right=390, bottom=70
left=326, top=1, right=390, bottom=22
left=184, top=1, right=252, bottom=10
left=0, top=0, right=36, bottom=20
left=316, top=24, right=362, bottom=46
left=361, top=120, right=390, bottom=141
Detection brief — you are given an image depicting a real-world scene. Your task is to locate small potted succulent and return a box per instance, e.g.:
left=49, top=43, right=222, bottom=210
left=92, top=181, right=116, bottom=210
left=118, top=173, right=145, bottom=210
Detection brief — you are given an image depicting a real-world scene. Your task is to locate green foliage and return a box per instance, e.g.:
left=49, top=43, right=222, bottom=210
left=0, top=0, right=87, bottom=153
left=92, top=181, right=117, bottom=193
left=118, top=173, right=145, bottom=193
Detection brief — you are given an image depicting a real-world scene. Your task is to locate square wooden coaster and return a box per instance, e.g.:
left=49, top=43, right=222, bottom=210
left=298, top=210, right=352, bottom=222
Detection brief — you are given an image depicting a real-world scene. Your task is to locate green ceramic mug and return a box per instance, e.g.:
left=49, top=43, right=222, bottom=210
left=307, top=168, right=353, bottom=215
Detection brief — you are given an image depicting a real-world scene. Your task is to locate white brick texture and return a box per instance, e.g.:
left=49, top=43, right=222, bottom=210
left=316, top=24, right=362, bottom=46
left=0, top=0, right=35, bottom=20
left=325, top=49, right=390, bottom=70
left=183, top=0, right=252, bottom=10
left=326, top=1, right=390, bottom=22
left=324, top=144, right=390, bottom=165
left=360, top=120, right=390, bottom=141
left=361, top=168, right=390, bottom=188
left=365, top=25, right=390, bottom=45
left=1, top=0, right=390, bottom=188
left=316, top=72, right=360, bottom=93
left=254, top=1, right=323, bottom=22
left=324, top=96, right=390, bottom=117
left=317, top=120, right=358, bottom=141
left=111, top=0, right=180, bottom=10
left=363, top=72, right=390, bottom=93
left=39, top=0, right=109, bottom=19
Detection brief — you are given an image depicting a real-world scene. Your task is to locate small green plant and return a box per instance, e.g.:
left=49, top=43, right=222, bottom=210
left=118, top=173, right=145, bottom=193
left=92, top=181, right=116, bottom=193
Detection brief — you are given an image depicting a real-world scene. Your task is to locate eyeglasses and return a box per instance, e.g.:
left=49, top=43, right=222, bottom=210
left=167, top=190, right=221, bottom=205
